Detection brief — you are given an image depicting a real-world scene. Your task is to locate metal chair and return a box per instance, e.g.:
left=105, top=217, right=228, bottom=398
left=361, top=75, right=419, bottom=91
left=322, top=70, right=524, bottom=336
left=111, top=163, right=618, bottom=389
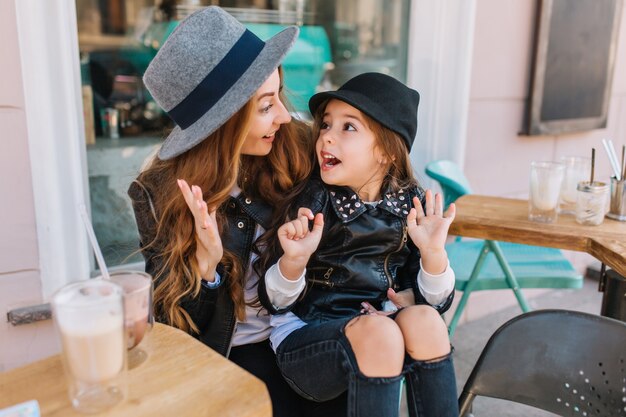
left=425, top=160, right=582, bottom=335
left=459, top=309, right=626, bottom=416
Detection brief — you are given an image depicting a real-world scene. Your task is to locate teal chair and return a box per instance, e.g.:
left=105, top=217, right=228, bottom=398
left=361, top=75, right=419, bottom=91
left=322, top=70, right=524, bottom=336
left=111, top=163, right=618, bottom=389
left=424, top=160, right=583, bottom=336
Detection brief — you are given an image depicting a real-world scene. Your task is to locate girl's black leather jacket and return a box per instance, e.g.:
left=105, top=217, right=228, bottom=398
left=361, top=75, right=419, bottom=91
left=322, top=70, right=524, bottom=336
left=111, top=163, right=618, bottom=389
left=259, top=177, right=454, bottom=324
left=128, top=180, right=274, bottom=356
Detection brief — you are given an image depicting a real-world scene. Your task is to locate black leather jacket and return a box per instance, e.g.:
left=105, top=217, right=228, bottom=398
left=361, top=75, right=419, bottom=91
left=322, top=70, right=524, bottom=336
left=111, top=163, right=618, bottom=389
left=260, top=177, right=454, bottom=324
left=128, top=180, right=274, bottom=356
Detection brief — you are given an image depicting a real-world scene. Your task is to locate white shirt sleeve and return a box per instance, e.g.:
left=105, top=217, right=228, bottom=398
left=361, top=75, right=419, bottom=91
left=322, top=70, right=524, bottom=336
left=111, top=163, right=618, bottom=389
left=201, top=271, right=221, bottom=289
left=417, top=259, right=456, bottom=306
left=265, top=260, right=307, bottom=309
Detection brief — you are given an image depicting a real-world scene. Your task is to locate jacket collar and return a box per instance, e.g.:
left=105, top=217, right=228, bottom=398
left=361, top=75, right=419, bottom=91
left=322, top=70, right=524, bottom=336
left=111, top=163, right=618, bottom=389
left=236, top=193, right=273, bottom=229
left=328, top=186, right=412, bottom=223
left=228, top=186, right=273, bottom=229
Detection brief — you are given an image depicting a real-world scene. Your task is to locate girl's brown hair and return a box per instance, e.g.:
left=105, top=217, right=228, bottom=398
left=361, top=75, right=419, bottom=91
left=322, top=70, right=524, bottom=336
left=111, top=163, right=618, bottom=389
left=138, top=69, right=314, bottom=333
left=362, top=114, right=420, bottom=193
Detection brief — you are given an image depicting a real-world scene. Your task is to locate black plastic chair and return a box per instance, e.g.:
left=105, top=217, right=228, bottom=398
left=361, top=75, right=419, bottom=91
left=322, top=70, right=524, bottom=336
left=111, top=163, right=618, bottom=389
left=459, top=309, right=626, bottom=417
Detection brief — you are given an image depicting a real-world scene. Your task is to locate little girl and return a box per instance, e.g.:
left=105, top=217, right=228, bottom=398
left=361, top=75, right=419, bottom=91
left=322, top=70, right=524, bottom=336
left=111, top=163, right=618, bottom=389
left=257, top=72, right=459, bottom=417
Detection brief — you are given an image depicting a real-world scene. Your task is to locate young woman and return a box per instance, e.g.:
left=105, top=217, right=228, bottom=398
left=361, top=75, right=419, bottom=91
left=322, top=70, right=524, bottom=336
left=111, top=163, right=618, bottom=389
left=127, top=7, right=323, bottom=416
left=259, top=73, right=460, bottom=417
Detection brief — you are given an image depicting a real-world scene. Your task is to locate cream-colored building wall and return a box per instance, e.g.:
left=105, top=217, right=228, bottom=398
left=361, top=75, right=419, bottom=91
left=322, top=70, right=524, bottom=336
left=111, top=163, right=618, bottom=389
left=0, top=0, right=57, bottom=372
left=465, top=0, right=626, bottom=197
left=454, top=0, right=626, bottom=325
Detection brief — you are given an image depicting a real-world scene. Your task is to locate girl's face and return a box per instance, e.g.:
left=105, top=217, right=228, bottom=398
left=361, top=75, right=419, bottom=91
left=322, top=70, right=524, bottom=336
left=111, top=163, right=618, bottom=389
left=315, top=99, right=387, bottom=201
left=241, top=69, right=291, bottom=156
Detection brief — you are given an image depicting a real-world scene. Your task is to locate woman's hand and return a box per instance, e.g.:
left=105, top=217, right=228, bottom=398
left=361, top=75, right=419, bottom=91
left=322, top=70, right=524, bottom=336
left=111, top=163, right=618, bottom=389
left=387, top=288, right=416, bottom=308
left=277, top=208, right=324, bottom=280
left=360, top=289, right=416, bottom=316
left=407, top=190, right=455, bottom=274
left=360, top=301, right=391, bottom=316
left=177, top=179, right=223, bottom=281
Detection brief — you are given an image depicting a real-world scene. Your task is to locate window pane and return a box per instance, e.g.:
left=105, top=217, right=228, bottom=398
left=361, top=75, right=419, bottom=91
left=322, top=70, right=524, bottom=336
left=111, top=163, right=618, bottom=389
left=76, top=0, right=410, bottom=268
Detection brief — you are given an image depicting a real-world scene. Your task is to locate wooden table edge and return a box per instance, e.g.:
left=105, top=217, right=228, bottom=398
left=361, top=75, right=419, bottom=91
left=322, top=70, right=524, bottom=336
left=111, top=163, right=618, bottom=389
left=449, top=195, right=626, bottom=276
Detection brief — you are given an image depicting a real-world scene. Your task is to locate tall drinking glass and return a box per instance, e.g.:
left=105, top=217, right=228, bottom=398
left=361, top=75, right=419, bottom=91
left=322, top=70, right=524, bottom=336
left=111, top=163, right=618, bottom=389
left=51, top=280, right=127, bottom=413
left=106, top=271, right=153, bottom=369
left=529, top=161, right=565, bottom=223
left=559, top=156, right=591, bottom=215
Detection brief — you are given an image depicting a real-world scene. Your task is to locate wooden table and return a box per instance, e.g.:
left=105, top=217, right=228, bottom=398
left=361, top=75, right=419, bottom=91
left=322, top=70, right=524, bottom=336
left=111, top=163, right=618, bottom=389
left=0, top=323, right=272, bottom=417
left=449, top=195, right=626, bottom=276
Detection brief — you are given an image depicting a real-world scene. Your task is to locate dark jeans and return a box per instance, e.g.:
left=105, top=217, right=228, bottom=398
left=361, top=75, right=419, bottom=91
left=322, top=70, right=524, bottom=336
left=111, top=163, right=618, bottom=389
left=229, top=339, right=346, bottom=417
left=276, top=317, right=459, bottom=417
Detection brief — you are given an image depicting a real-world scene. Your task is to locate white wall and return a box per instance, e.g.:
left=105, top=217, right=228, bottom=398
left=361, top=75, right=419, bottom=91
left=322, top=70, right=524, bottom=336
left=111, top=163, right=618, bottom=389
left=0, top=0, right=57, bottom=372
left=465, top=0, right=626, bottom=197
left=408, top=0, right=475, bottom=176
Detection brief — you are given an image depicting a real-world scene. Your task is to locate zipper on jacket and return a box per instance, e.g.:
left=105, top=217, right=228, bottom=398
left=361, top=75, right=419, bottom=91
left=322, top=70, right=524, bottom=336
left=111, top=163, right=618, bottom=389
left=323, top=267, right=334, bottom=280
left=308, top=267, right=334, bottom=288
left=384, top=226, right=407, bottom=289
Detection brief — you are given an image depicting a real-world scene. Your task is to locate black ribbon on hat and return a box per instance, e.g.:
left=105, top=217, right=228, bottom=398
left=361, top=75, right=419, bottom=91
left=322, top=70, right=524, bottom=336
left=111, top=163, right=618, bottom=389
left=167, top=29, right=264, bottom=129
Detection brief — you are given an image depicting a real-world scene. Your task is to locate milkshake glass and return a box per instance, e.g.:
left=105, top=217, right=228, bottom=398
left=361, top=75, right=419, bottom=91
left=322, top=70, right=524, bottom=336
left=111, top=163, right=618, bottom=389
left=51, top=279, right=127, bottom=413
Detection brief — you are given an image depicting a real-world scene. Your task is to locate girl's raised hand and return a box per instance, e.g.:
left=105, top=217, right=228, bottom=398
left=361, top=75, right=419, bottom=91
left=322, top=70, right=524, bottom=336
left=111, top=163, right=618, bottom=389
left=278, top=208, right=324, bottom=259
left=407, top=190, right=455, bottom=251
left=406, top=190, right=455, bottom=273
left=177, top=179, right=223, bottom=280
left=277, top=208, right=324, bottom=280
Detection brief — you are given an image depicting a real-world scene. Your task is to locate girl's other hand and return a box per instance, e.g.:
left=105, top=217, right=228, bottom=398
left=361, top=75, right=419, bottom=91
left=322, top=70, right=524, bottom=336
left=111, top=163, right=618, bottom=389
left=277, top=208, right=324, bottom=279
left=177, top=179, right=223, bottom=281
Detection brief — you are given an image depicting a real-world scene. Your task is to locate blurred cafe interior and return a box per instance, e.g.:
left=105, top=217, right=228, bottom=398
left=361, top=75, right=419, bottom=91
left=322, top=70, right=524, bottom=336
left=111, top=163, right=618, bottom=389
left=76, top=0, right=411, bottom=267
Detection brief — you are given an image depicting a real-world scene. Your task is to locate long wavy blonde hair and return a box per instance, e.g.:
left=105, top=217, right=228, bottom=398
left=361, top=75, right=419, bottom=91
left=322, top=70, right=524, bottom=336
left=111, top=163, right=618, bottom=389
left=138, top=69, right=314, bottom=333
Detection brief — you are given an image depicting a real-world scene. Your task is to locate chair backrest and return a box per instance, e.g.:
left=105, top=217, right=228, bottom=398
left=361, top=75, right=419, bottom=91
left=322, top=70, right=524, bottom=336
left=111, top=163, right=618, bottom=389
left=459, top=310, right=626, bottom=417
left=424, top=160, right=473, bottom=208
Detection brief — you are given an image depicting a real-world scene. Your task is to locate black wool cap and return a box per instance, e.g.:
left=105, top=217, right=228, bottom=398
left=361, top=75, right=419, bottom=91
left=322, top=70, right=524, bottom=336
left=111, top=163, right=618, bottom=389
left=309, top=72, right=420, bottom=150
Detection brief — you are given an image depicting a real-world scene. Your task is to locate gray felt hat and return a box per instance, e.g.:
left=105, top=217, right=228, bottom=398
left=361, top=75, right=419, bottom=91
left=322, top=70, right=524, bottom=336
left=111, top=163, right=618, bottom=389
left=143, top=6, right=299, bottom=160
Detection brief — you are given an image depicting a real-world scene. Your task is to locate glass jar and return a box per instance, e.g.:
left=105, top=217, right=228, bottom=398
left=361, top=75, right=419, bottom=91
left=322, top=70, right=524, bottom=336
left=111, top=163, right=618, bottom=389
left=575, top=181, right=609, bottom=225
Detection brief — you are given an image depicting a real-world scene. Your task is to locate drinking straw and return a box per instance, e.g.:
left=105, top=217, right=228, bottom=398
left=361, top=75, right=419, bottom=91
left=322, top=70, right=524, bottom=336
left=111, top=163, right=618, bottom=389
left=620, top=145, right=626, bottom=180
left=78, top=203, right=111, bottom=280
left=608, top=139, right=622, bottom=178
left=590, top=148, right=595, bottom=184
left=602, top=139, right=622, bottom=179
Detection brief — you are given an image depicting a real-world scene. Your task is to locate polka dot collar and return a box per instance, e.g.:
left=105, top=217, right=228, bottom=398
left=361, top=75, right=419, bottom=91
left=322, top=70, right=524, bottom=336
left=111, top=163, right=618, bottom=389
left=328, top=186, right=413, bottom=223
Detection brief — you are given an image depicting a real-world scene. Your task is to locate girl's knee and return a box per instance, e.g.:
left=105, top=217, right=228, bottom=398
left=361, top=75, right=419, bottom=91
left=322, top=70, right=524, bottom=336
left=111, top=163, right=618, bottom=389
left=346, top=315, right=404, bottom=352
left=396, top=305, right=450, bottom=360
left=345, top=315, right=404, bottom=377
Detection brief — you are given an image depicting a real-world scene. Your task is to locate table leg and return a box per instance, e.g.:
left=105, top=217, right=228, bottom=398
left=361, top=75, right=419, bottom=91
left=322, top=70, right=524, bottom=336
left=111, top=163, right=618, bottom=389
left=599, top=265, right=626, bottom=322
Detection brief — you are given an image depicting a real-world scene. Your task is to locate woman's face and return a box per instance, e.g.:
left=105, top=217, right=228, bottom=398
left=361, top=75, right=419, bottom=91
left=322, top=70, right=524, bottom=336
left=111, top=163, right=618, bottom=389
left=241, top=69, right=291, bottom=156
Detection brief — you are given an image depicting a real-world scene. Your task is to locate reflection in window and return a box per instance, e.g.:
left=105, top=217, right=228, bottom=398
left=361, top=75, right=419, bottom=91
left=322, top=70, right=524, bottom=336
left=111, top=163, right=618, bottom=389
left=76, top=0, right=410, bottom=268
